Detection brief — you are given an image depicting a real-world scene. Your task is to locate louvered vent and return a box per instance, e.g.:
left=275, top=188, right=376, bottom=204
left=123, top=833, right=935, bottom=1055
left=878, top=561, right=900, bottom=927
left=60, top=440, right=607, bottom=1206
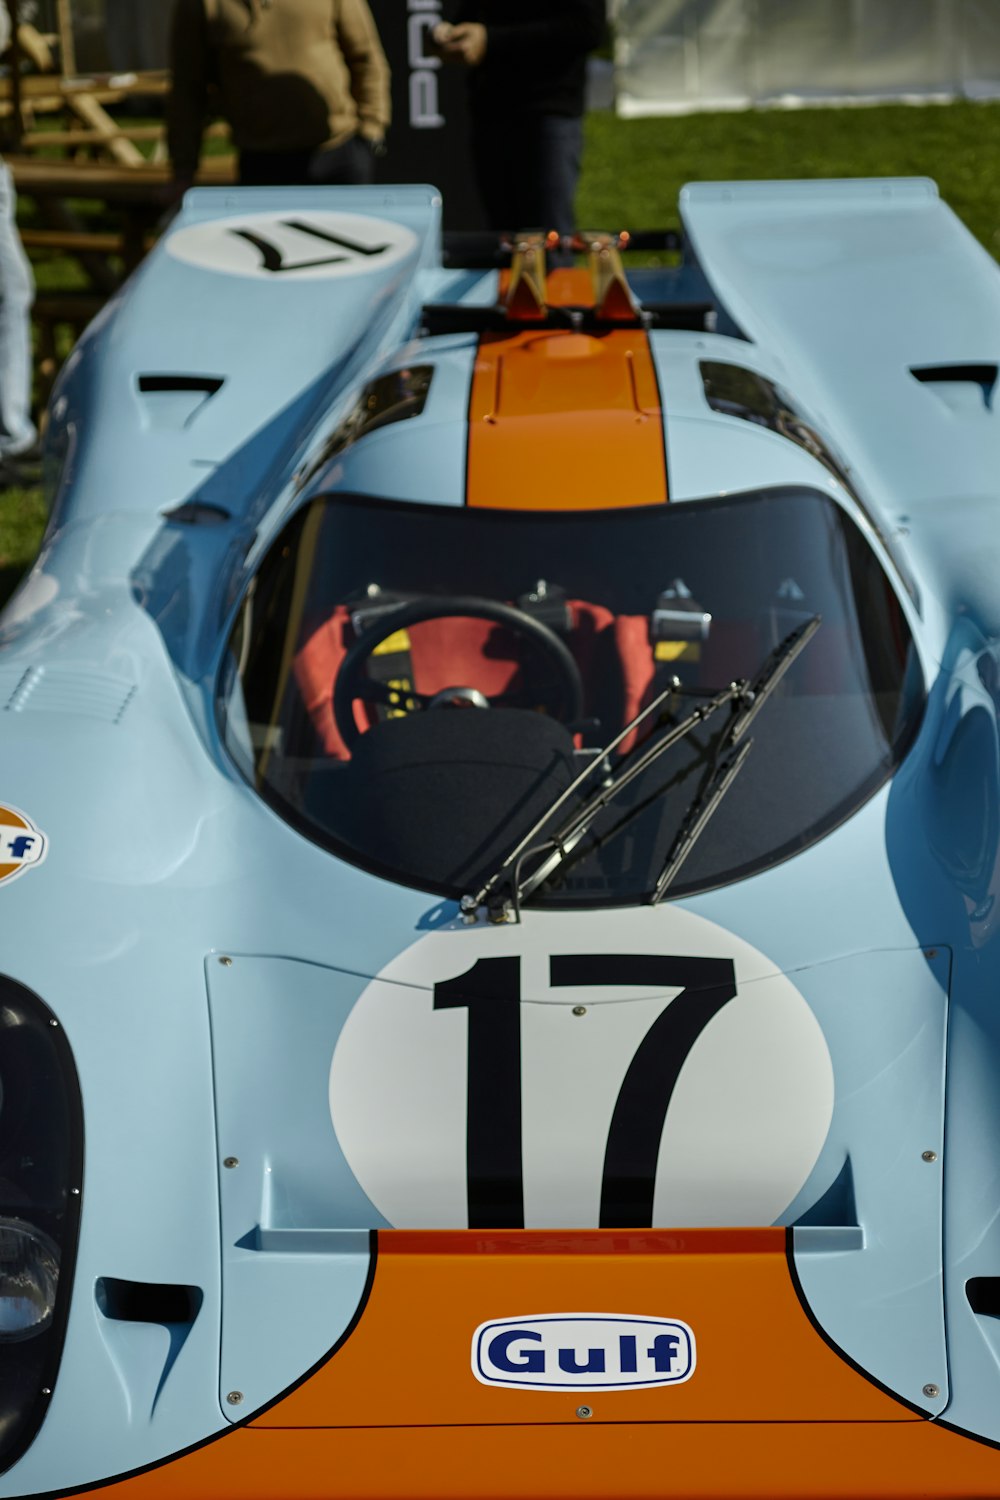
left=2, top=666, right=136, bottom=724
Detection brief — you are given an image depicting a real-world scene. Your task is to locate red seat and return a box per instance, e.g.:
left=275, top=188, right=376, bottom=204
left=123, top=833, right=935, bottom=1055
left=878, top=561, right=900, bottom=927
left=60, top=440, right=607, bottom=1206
left=294, top=600, right=617, bottom=760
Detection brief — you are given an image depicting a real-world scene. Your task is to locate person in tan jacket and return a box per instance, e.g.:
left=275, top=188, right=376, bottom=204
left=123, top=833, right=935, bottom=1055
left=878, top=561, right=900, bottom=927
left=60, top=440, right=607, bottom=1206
left=167, top=0, right=390, bottom=189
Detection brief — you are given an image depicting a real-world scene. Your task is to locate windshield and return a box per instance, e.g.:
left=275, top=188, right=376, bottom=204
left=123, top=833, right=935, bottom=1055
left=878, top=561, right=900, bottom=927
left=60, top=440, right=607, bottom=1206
left=218, top=487, right=923, bottom=904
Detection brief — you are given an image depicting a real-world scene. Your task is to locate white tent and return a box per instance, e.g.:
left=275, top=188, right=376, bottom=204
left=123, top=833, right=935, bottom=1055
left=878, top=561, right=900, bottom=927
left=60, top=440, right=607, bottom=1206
left=614, top=0, right=1000, bottom=115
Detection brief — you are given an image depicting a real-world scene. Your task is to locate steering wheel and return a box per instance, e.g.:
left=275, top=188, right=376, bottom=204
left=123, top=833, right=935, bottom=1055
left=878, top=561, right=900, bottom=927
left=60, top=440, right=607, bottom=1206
left=333, top=595, right=584, bottom=750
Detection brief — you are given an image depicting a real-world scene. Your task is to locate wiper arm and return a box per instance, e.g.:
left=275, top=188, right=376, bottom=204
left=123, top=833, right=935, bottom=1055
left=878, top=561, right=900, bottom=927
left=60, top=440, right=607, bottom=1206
left=519, top=680, right=747, bottom=887
left=504, top=678, right=751, bottom=912
left=465, top=681, right=683, bottom=918
left=648, top=612, right=822, bottom=903
left=465, top=613, right=821, bottom=920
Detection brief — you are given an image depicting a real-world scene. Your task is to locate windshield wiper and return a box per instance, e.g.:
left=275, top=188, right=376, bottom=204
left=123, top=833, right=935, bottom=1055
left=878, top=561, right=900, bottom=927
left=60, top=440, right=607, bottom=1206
left=513, top=680, right=749, bottom=904
left=465, top=677, right=749, bottom=920
left=464, top=680, right=682, bottom=919
left=520, top=613, right=821, bottom=907
left=647, top=740, right=753, bottom=903
left=463, top=613, right=820, bottom=921
left=648, top=612, right=822, bottom=903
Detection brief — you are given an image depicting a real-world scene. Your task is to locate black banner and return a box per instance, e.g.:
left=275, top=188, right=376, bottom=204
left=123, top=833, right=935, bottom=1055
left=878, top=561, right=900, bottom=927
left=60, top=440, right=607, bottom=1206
left=368, top=0, right=484, bottom=230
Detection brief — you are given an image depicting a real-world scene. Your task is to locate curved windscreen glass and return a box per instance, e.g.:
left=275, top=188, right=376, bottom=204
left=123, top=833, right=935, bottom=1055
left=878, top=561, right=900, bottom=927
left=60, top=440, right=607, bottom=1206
left=218, top=488, right=923, bottom=905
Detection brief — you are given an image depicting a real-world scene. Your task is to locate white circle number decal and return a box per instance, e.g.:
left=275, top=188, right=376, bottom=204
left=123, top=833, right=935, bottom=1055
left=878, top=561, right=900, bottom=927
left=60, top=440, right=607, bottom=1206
left=166, top=211, right=418, bottom=281
left=330, top=908, right=834, bottom=1229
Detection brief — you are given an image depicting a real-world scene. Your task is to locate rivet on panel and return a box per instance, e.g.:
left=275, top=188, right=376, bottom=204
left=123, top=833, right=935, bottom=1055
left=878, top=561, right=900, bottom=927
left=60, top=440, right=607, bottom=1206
left=572, top=1006, right=587, bottom=1017
left=226, top=1390, right=244, bottom=1405
left=576, top=1405, right=593, bottom=1419
left=921, top=1150, right=938, bottom=1163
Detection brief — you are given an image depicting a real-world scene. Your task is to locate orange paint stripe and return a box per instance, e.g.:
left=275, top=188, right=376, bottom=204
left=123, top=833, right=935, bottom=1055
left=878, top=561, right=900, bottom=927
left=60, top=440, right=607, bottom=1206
left=253, top=1228, right=904, bottom=1431
left=66, top=1225, right=1000, bottom=1498
left=467, top=327, right=668, bottom=511
left=68, top=1226, right=1000, bottom=1499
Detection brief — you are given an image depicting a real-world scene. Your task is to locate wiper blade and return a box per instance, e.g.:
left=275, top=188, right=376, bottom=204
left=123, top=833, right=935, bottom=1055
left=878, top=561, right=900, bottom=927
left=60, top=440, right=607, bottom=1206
left=466, top=613, right=821, bottom=919
left=727, top=613, right=822, bottom=743
left=525, top=682, right=745, bottom=875
left=466, top=680, right=683, bottom=917
left=509, top=678, right=750, bottom=909
left=648, top=612, right=822, bottom=903
left=648, top=739, right=754, bottom=903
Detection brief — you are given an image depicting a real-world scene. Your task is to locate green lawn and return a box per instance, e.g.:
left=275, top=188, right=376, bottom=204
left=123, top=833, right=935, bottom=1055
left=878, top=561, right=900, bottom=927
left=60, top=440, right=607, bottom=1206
left=3, top=96, right=1000, bottom=605
left=580, top=99, right=1000, bottom=252
left=0, top=486, right=47, bottom=607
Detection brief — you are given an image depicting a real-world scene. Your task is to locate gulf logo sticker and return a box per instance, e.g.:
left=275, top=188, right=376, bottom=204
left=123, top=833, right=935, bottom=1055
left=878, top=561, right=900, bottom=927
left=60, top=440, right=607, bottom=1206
left=0, top=806, right=47, bottom=887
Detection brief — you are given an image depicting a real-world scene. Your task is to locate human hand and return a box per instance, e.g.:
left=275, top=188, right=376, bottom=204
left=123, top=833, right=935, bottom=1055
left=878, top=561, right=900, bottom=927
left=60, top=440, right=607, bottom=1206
left=433, top=20, right=487, bottom=67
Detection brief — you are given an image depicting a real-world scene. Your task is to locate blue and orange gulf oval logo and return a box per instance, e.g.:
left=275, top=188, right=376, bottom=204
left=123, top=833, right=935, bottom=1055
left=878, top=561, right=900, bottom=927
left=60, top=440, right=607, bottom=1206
left=0, top=806, right=47, bottom=886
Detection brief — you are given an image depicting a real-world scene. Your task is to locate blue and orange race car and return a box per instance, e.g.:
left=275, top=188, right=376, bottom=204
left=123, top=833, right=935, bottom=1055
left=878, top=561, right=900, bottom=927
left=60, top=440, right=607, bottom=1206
left=2, top=175, right=1000, bottom=1498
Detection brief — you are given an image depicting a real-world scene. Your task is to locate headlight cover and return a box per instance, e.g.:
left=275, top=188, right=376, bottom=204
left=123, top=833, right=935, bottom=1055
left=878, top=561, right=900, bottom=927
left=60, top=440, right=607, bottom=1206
left=0, top=1221, right=60, bottom=1342
left=0, top=979, right=82, bottom=1473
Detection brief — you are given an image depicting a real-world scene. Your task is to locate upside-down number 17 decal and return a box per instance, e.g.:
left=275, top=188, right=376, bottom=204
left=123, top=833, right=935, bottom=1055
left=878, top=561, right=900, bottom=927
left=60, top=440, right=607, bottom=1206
left=435, top=955, right=737, bottom=1229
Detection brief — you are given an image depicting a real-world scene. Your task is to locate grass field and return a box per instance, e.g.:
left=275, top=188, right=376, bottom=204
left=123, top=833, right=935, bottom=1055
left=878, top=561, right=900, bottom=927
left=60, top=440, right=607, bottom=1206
left=2, top=96, right=1000, bottom=602
left=581, top=98, right=1000, bottom=252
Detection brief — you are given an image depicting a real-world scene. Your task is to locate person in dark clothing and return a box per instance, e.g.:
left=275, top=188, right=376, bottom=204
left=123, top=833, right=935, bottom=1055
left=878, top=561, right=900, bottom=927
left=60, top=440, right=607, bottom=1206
left=432, top=2, right=605, bottom=238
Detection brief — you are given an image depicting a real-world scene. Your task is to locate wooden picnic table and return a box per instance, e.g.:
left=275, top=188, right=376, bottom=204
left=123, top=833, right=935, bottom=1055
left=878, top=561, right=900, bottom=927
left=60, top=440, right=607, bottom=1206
left=0, top=69, right=172, bottom=166
left=10, top=154, right=237, bottom=279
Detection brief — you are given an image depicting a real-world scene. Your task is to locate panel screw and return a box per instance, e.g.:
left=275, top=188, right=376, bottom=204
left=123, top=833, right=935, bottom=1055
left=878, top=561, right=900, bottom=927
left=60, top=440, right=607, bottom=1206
left=922, top=1150, right=938, bottom=1163
left=572, top=1006, right=587, bottom=1017
left=70, top=1187, right=80, bottom=1196
left=48, top=1019, right=59, bottom=1028
left=576, top=1405, right=593, bottom=1419
left=923, top=1383, right=940, bottom=1399
left=219, top=956, right=233, bottom=967
left=41, top=1388, right=51, bottom=1396
left=226, top=1391, right=244, bottom=1405
left=223, top=1157, right=239, bottom=1169
left=924, top=948, right=938, bottom=960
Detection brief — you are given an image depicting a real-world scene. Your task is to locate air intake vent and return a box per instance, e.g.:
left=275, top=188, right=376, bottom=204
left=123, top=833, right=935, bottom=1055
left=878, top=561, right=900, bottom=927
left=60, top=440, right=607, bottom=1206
left=911, top=363, right=997, bottom=414
left=96, top=1278, right=202, bottom=1326
left=136, top=374, right=225, bottom=431
left=967, top=1278, right=1000, bottom=1317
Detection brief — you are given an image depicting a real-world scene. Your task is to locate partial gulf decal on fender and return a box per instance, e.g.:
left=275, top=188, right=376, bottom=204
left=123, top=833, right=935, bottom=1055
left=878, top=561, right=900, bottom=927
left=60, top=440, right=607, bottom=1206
left=0, top=804, right=47, bottom=886
left=472, top=1313, right=697, bottom=1392
left=166, top=211, right=419, bottom=281
left=330, top=907, right=834, bottom=1230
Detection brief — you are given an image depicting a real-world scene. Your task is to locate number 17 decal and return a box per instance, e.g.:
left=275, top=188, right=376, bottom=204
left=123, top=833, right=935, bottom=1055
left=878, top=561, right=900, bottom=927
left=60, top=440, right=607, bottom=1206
left=434, top=954, right=737, bottom=1230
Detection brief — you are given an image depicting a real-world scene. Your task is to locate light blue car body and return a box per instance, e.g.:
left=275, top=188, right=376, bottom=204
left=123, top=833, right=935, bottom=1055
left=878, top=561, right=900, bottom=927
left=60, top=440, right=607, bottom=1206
left=2, top=177, right=1000, bottom=1493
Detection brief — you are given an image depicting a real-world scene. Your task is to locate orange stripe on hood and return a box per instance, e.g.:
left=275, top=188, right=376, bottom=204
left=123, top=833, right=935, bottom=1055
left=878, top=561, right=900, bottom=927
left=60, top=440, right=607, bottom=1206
left=467, top=325, right=668, bottom=511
